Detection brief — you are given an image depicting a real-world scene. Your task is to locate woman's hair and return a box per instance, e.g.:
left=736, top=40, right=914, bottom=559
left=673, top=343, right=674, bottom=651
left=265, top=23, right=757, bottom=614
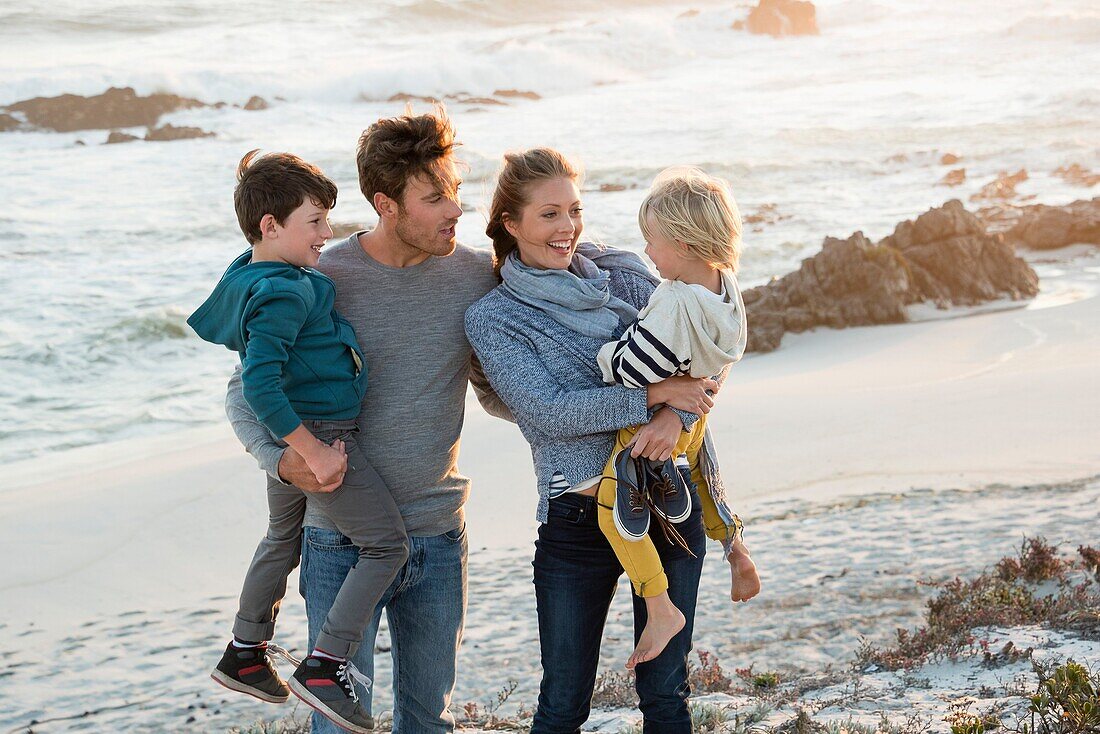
left=485, top=148, right=582, bottom=278
left=638, top=167, right=742, bottom=271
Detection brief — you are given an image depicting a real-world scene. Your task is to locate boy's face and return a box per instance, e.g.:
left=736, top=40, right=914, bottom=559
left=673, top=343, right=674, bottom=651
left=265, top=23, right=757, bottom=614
left=393, top=159, right=463, bottom=257
left=270, top=199, right=333, bottom=268
left=642, top=212, right=685, bottom=280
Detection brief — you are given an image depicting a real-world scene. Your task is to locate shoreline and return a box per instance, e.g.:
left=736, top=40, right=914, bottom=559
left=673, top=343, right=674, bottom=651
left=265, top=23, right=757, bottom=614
left=2, top=244, right=1099, bottom=731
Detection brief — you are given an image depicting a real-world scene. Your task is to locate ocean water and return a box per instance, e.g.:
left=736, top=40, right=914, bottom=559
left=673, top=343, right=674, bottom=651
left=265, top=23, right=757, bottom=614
left=0, top=0, right=1097, bottom=465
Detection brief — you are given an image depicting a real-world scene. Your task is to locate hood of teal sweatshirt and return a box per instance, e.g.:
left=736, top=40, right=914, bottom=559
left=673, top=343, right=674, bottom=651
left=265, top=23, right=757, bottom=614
left=187, top=249, right=305, bottom=352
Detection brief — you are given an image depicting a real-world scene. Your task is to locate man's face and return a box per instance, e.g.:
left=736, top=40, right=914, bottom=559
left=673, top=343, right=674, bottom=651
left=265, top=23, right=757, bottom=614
left=393, top=160, right=463, bottom=257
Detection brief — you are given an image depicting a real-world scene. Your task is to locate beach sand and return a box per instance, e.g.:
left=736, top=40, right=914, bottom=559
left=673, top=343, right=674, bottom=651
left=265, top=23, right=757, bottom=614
left=1, top=246, right=1098, bottom=732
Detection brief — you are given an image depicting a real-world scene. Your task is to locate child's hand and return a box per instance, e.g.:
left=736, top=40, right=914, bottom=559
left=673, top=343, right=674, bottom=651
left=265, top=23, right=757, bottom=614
left=306, top=439, right=347, bottom=488
left=728, top=543, right=761, bottom=603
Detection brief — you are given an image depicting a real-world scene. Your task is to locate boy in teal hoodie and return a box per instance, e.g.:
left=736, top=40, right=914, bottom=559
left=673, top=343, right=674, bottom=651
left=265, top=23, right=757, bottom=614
left=188, top=151, right=406, bottom=734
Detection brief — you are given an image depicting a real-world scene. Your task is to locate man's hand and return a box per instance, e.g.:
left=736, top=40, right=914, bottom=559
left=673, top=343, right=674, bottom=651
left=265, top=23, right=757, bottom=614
left=629, top=407, right=683, bottom=461
left=648, top=375, right=718, bottom=415
left=278, top=446, right=345, bottom=493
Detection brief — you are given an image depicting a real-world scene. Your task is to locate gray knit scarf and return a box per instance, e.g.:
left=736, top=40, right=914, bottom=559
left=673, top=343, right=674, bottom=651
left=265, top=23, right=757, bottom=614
left=499, top=242, right=659, bottom=339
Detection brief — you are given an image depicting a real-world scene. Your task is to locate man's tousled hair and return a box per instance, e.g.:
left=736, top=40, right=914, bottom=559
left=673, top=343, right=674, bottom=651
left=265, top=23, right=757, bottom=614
left=356, top=107, right=459, bottom=213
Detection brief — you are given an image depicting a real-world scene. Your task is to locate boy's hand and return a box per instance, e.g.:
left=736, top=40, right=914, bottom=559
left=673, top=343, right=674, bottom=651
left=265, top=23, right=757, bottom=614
left=306, top=440, right=348, bottom=488
left=649, top=375, right=718, bottom=415
left=728, top=543, right=761, bottom=603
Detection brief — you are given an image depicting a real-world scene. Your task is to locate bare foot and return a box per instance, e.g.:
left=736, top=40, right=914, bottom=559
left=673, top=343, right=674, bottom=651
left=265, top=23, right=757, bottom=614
left=626, top=594, right=685, bottom=669
left=729, top=545, right=761, bottom=602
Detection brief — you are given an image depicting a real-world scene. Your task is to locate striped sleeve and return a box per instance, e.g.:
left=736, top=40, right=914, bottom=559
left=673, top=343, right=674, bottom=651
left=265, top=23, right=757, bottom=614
left=608, top=320, right=691, bottom=388
left=603, top=284, right=694, bottom=389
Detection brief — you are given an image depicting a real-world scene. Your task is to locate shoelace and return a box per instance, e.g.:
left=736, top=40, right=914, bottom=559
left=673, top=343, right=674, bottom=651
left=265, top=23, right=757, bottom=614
left=653, top=474, right=677, bottom=502
left=266, top=643, right=301, bottom=667
left=336, top=660, right=373, bottom=702
left=629, top=485, right=647, bottom=513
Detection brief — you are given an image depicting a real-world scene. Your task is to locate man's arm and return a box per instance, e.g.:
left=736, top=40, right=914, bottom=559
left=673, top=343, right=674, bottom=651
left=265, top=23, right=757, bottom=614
left=225, top=367, right=288, bottom=484
left=469, top=353, right=516, bottom=423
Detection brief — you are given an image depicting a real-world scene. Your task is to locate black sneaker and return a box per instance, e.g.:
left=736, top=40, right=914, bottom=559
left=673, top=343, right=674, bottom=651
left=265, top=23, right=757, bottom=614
left=289, top=655, right=375, bottom=733
left=613, top=449, right=651, bottom=541
left=210, top=641, right=290, bottom=703
left=644, top=458, right=691, bottom=524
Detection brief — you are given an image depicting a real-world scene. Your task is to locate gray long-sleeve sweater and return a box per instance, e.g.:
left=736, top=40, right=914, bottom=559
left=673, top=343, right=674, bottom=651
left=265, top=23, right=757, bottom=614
left=464, top=265, right=701, bottom=523
left=224, top=232, right=509, bottom=537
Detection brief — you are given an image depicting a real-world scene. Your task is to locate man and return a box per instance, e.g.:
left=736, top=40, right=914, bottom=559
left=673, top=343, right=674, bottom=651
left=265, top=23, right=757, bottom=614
left=225, top=109, right=510, bottom=733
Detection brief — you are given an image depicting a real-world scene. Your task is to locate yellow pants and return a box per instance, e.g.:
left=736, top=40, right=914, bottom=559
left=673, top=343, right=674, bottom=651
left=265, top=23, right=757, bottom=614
left=596, top=415, right=734, bottom=597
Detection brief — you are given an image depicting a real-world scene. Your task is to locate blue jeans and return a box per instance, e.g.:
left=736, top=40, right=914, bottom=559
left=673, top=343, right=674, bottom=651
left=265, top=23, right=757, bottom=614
left=531, top=490, right=706, bottom=734
left=300, top=524, right=468, bottom=734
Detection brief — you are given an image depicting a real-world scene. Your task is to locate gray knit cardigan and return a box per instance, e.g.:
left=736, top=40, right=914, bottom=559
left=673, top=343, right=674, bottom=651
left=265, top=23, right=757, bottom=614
left=464, top=266, right=705, bottom=523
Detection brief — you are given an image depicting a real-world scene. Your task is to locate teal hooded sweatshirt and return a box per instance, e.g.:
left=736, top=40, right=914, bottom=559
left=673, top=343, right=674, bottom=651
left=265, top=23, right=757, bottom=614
left=188, top=249, right=367, bottom=438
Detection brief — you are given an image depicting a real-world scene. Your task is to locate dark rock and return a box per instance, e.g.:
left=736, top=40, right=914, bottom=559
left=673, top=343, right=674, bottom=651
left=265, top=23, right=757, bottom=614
left=970, top=169, right=1028, bottom=202
left=744, top=203, right=791, bottom=225
left=744, top=200, right=1038, bottom=352
left=331, top=222, right=368, bottom=240
left=0, top=113, right=19, bottom=132
left=387, top=92, right=440, bottom=104
left=493, top=89, right=541, bottom=100
left=744, top=0, right=819, bottom=37
left=243, top=95, right=269, bottom=111
left=981, top=198, right=1100, bottom=250
left=450, top=94, right=506, bottom=106
left=105, top=130, right=140, bottom=144
left=1053, top=163, right=1099, bottom=187
left=940, top=168, right=966, bottom=186
left=3, top=86, right=207, bottom=133
left=144, top=124, right=215, bottom=141
left=940, top=152, right=962, bottom=165
left=880, top=200, right=1038, bottom=306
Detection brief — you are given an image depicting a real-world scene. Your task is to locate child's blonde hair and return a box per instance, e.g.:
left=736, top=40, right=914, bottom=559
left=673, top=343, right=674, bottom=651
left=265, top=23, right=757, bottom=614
left=638, top=167, right=742, bottom=271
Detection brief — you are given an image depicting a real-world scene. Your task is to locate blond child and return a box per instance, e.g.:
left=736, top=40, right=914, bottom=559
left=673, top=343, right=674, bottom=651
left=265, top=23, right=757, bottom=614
left=595, top=168, right=761, bottom=669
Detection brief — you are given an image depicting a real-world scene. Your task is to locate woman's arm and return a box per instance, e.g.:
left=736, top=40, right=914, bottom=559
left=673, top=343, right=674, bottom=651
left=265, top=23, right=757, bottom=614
left=465, top=305, right=650, bottom=439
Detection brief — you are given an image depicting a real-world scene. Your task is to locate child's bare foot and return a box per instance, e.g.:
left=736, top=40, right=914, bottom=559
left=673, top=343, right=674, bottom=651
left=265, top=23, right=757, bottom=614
left=728, top=543, right=761, bottom=602
left=626, top=593, right=685, bottom=669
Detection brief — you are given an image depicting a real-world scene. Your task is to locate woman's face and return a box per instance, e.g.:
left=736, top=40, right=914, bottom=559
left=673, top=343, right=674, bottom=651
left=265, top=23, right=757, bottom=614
left=505, top=176, right=584, bottom=271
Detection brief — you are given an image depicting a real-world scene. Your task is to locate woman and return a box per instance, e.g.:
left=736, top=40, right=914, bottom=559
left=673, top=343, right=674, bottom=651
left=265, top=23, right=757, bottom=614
left=464, top=148, right=718, bottom=733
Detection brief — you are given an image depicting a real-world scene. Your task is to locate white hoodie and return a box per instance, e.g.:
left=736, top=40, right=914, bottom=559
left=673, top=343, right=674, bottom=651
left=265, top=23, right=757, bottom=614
left=597, top=269, right=747, bottom=388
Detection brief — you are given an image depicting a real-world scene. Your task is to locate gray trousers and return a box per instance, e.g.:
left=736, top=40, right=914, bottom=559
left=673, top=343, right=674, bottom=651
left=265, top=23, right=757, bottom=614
left=233, top=419, right=409, bottom=658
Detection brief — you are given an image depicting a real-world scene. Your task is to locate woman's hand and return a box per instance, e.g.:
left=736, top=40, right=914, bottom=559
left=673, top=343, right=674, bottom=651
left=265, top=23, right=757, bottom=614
left=647, top=375, right=718, bottom=415
left=629, top=407, right=683, bottom=461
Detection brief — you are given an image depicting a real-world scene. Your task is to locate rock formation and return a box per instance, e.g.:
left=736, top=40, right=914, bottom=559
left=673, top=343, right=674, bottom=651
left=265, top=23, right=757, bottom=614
left=2, top=86, right=207, bottom=132
left=978, top=198, right=1100, bottom=250
left=144, top=124, right=215, bottom=141
left=743, top=0, right=819, bottom=37
left=743, top=200, right=1039, bottom=352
